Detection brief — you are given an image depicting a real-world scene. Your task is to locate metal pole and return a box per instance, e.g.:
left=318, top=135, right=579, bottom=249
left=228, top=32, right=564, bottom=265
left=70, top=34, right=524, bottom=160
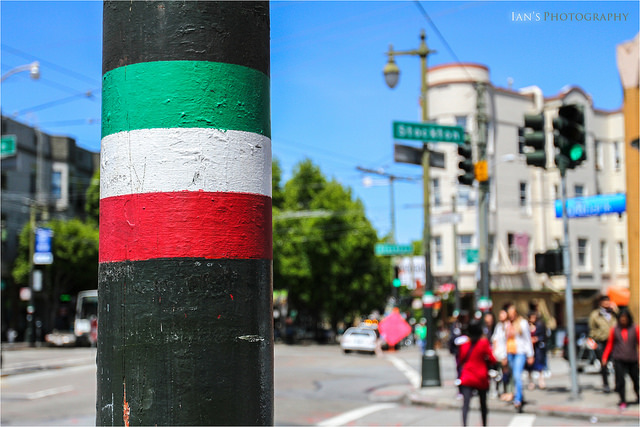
left=561, top=169, right=580, bottom=400
left=452, top=194, right=460, bottom=314
left=98, top=2, right=273, bottom=424
left=419, top=31, right=441, bottom=388
left=476, top=83, right=491, bottom=309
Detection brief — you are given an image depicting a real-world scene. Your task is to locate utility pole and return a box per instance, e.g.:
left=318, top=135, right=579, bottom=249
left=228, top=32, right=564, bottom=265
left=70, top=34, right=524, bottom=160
left=475, top=83, right=491, bottom=311
left=98, top=2, right=273, bottom=425
left=356, top=166, right=414, bottom=242
left=452, top=194, right=461, bottom=315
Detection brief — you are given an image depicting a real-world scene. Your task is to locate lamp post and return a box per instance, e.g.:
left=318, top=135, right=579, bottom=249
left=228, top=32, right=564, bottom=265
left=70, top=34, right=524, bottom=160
left=384, top=29, right=441, bottom=387
left=1, top=61, right=40, bottom=83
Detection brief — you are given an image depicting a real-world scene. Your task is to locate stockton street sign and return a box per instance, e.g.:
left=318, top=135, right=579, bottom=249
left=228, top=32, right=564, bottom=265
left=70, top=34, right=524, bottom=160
left=393, top=121, right=464, bottom=144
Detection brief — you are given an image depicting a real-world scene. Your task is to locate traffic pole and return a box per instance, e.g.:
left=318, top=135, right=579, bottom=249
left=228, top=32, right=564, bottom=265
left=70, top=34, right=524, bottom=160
left=97, top=2, right=273, bottom=425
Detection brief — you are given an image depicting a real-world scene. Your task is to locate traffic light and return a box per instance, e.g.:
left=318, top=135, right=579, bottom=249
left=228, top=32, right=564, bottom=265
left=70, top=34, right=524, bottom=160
left=457, top=135, right=474, bottom=186
left=522, top=113, right=546, bottom=168
left=553, top=104, right=586, bottom=173
left=534, top=249, right=563, bottom=276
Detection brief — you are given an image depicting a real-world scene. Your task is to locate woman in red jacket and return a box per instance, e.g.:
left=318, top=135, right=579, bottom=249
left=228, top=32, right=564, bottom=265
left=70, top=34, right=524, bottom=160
left=602, top=309, right=639, bottom=409
left=457, top=319, right=497, bottom=426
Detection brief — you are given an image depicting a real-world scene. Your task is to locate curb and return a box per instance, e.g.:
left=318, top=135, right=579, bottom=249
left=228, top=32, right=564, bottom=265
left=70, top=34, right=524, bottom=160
left=408, top=390, right=640, bottom=423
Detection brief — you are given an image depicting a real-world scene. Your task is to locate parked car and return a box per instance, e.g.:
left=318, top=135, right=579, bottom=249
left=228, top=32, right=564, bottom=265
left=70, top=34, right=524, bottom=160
left=562, top=319, right=608, bottom=372
left=340, top=327, right=377, bottom=355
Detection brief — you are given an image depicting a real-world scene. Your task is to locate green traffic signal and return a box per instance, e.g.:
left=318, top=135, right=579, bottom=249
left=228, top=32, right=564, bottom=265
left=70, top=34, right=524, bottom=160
left=553, top=104, right=586, bottom=173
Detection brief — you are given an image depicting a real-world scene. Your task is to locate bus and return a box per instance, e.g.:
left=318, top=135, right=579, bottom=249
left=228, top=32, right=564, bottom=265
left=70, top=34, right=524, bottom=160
left=74, top=289, right=98, bottom=346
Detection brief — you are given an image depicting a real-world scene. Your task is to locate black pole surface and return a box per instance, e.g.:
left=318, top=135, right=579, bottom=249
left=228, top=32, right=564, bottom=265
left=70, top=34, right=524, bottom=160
left=97, top=2, right=273, bottom=425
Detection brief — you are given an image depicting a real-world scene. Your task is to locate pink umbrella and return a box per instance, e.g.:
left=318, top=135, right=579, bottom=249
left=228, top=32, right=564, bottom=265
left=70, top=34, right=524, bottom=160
left=378, top=311, right=412, bottom=347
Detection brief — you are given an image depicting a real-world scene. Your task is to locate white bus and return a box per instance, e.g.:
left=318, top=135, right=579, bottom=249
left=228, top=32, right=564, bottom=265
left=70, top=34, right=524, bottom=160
left=74, top=289, right=98, bottom=346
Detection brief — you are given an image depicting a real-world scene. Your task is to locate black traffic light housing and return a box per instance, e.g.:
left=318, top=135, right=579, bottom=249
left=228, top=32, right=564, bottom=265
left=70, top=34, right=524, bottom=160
left=534, top=249, right=563, bottom=276
left=553, top=104, right=586, bottom=174
left=522, top=113, right=546, bottom=168
left=457, top=135, right=474, bottom=186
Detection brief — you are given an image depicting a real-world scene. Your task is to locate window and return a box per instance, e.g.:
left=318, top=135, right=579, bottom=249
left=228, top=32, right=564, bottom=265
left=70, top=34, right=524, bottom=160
left=432, top=178, right=441, bottom=207
left=458, top=187, right=474, bottom=207
left=51, top=171, right=62, bottom=199
left=455, top=115, right=467, bottom=130
left=508, top=232, right=529, bottom=267
left=433, top=236, right=443, bottom=266
left=518, top=127, right=525, bottom=154
left=574, top=184, right=584, bottom=198
left=600, top=240, right=608, bottom=272
left=554, top=184, right=560, bottom=200
left=458, top=234, right=473, bottom=265
left=595, top=141, right=604, bottom=170
left=577, top=238, right=589, bottom=268
left=614, top=142, right=622, bottom=171
left=519, top=181, right=528, bottom=213
left=1, top=172, right=7, bottom=191
left=617, top=241, right=626, bottom=267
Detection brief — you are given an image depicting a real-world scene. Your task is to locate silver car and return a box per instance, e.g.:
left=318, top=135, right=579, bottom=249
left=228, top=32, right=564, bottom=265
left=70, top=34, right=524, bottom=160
left=340, top=327, right=377, bottom=354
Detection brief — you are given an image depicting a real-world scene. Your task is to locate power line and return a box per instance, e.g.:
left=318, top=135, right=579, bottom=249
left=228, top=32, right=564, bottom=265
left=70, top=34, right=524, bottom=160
left=2, top=44, right=101, bottom=87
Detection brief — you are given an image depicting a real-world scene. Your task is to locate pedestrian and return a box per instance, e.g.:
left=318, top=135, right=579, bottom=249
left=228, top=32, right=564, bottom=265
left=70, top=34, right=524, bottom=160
left=483, top=311, right=496, bottom=339
left=502, top=302, right=534, bottom=413
left=526, top=310, right=547, bottom=390
left=602, top=309, right=639, bottom=410
left=456, top=319, right=497, bottom=426
left=588, top=294, right=618, bottom=393
left=415, top=318, right=427, bottom=353
left=491, top=307, right=512, bottom=401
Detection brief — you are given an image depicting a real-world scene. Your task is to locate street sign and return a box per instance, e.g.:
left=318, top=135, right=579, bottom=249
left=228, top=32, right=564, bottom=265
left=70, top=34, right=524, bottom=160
left=554, top=193, right=626, bottom=218
left=394, top=144, right=445, bottom=168
left=1, top=135, right=17, bottom=158
left=465, top=248, right=479, bottom=263
left=393, top=121, right=464, bottom=144
left=375, top=243, right=413, bottom=256
left=34, top=227, right=54, bottom=265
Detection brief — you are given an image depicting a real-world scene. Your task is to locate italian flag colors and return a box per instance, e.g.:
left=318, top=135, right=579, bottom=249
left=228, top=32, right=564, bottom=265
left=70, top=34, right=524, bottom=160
left=97, top=2, right=273, bottom=426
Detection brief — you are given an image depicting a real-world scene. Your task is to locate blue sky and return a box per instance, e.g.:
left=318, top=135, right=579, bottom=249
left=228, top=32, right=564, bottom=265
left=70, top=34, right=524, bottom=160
left=2, top=1, right=638, bottom=244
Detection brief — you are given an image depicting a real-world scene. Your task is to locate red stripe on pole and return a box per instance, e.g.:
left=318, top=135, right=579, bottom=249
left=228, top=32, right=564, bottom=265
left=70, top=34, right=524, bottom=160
left=99, top=192, right=272, bottom=263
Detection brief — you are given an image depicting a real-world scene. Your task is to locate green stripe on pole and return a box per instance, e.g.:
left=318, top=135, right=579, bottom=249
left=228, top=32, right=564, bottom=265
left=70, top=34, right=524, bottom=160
left=101, top=60, right=270, bottom=138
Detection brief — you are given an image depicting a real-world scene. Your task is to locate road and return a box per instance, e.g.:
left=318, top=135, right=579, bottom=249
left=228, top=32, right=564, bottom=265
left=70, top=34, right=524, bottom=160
left=1, top=344, right=637, bottom=426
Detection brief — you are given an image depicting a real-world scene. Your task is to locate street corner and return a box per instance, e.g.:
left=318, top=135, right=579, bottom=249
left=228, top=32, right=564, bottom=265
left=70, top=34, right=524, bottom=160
left=369, top=383, right=415, bottom=403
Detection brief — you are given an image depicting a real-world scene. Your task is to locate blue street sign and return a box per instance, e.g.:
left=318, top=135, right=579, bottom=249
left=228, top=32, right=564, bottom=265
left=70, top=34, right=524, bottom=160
left=34, top=227, right=53, bottom=265
left=555, top=193, right=626, bottom=219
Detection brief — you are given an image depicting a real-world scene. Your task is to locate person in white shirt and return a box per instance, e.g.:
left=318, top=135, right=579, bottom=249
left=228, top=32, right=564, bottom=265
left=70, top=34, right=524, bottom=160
left=501, top=302, right=534, bottom=412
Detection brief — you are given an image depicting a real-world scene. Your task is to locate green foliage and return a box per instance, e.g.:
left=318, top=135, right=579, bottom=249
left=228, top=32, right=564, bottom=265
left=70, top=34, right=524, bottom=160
left=273, top=158, right=389, bottom=327
left=12, top=218, right=99, bottom=295
left=85, top=170, right=100, bottom=224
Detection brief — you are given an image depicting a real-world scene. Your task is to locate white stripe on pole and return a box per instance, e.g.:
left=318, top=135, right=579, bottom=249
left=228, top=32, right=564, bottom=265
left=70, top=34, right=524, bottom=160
left=101, top=128, right=271, bottom=198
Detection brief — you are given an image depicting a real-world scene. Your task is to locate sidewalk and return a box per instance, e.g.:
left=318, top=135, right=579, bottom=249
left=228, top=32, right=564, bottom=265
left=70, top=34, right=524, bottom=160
left=406, top=349, right=640, bottom=423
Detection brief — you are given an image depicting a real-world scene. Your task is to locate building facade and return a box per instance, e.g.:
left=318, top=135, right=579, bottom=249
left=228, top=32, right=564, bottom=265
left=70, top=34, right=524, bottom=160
left=1, top=115, right=99, bottom=338
left=421, top=63, right=627, bottom=321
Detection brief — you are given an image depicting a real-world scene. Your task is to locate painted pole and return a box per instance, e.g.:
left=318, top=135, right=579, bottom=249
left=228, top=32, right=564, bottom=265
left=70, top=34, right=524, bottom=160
left=97, top=2, right=273, bottom=425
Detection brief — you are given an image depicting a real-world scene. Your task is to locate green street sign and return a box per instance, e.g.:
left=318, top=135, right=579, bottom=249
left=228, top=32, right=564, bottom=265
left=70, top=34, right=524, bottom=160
left=466, top=248, right=479, bottom=263
left=375, top=243, right=413, bottom=256
left=1, top=135, right=17, bottom=158
left=393, top=121, right=464, bottom=144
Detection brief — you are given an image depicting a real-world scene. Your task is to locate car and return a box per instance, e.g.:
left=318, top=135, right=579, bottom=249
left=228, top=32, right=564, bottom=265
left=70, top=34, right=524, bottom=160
left=340, top=327, right=378, bottom=355
left=562, top=319, right=610, bottom=372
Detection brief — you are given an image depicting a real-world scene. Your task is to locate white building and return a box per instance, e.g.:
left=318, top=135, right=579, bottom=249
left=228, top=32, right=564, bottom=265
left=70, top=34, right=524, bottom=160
left=416, top=63, right=627, bottom=318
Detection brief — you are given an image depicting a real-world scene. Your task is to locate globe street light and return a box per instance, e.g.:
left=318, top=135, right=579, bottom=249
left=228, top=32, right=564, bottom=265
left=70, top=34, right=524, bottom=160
left=1, top=61, right=40, bottom=83
left=383, top=30, right=441, bottom=387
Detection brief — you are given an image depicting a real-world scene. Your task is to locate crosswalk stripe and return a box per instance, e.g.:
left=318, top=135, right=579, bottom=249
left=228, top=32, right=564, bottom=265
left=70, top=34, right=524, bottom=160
left=508, top=413, right=536, bottom=427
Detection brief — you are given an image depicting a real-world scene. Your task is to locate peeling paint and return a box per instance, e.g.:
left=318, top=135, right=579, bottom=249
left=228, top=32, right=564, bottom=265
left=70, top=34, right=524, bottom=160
left=237, top=335, right=264, bottom=343
left=123, top=381, right=130, bottom=427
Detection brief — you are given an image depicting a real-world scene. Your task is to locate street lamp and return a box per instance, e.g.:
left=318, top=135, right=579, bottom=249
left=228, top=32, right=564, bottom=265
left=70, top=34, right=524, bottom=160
left=383, top=30, right=441, bottom=387
left=1, top=61, right=40, bottom=83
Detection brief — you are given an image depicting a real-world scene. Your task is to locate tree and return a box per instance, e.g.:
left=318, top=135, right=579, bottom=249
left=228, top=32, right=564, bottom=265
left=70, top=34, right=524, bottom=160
left=85, top=170, right=100, bottom=224
left=273, top=159, right=389, bottom=335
